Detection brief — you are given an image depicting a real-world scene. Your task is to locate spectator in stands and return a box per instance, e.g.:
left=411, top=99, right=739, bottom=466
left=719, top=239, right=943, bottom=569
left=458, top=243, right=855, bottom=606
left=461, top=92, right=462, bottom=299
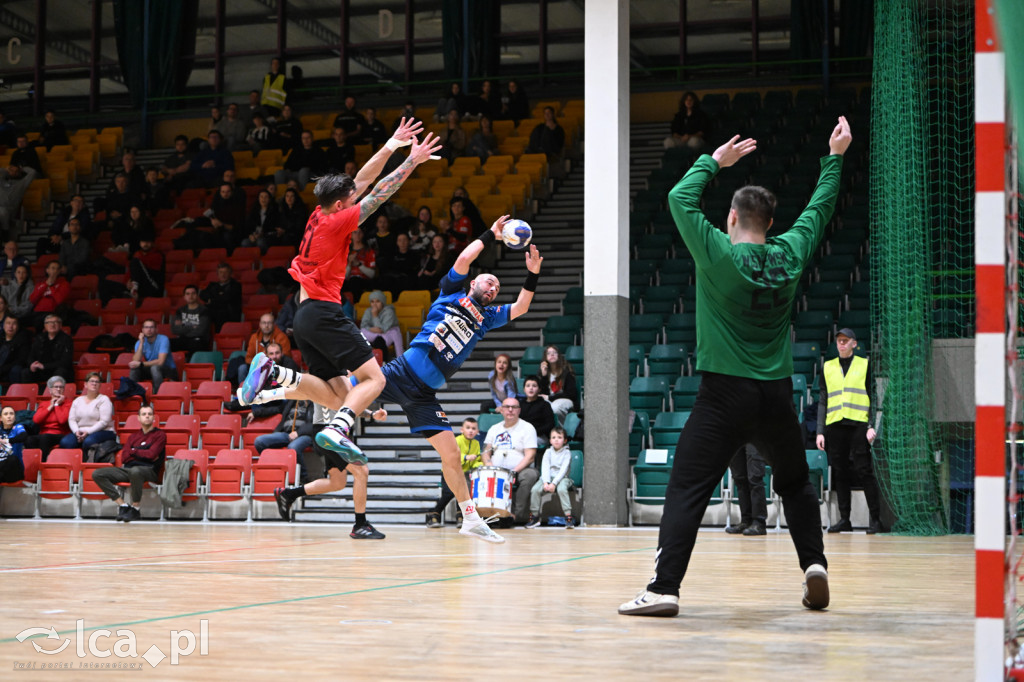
left=201, top=263, right=242, bottom=332
left=392, top=101, right=417, bottom=132
left=362, top=108, right=388, bottom=148
left=409, top=206, right=436, bottom=253
left=0, top=240, right=28, bottom=284
left=260, top=58, right=287, bottom=117
left=469, top=79, right=501, bottom=122
left=0, top=315, right=31, bottom=383
left=91, top=404, right=165, bottom=522
left=519, top=375, right=555, bottom=449
left=440, top=109, right=467, bottom=163
left=217, top=103, right=248, bottom=150
left=243, top=89, right=268, bottom=129
left=36, top=110, right=69, bottom=150
left=275, top=293, right=297, bottom=342
left=190, top=130, right=234, bottom=188
left=203, top=183, right=248, bottom=250
left=664, top=91, right=710, bottom=151
left=274, top=130, right=325, bottom=191
left=332, top=95, right=366, bottom=139
left=481, top=353, right=518, bottom=414
left=39, top=194, right=89, bottom=259
left=451, top=187, right=485, bottom=238
left=466, top=115, right=499, bottom=163
left=526, top=106, right=565, bottom=160
left=537, top=345, right=579, bottom=421
left=500, top=79, right=529, bottom=124
left=448, top=198, right=475, bottom=253
left=246, top=113, right=272, bottom=153
left=160, top=134, right=193, bottom=193
left=0, top=111, right=15, bottom=147
left=60, top=372, right=115, bottom=450
left=417, top=234, right=451, bottom=290
left=143, top=167, right=171, bottom=214
left=224, top=341, right=298, bottom=412
left=273, top=104, right=300, bottom=150
left=322, top=127, right=355, bottom=174
left=128, top=232, right=164, bottom=304
left=57, top=217, right=90, bottom=279
left=27, top=376, right=71, bottom=458
left=725, top=443, right=768, bottom=536
left=234, top=313, right=291, bottom=386
left=0, top=134, right=42, bottom=235
left=206, top=105, right=223, bottom=136
left=277, top=187, right=308, bottom=243
left=380, top=232, right=418, bottom=296
left=97, top=172, right=141, bottom=234
left=117, top=148, right=148, bottom=199
left=342, top=229, right=377, bottom=299
left=110, top=205, right=152, bottom=254
left=526, top=426, right=575, bottom=529
left=28, top=264, right=70, bottom=332
left=240, top=189, right=280, bottom=252
left=2, top=264, right=33, bottom=321
left=482, top=397, right=540, bottom=525
left=252, top=398, right=315, bottom=481
left=367, top=213, right=396, bottom=267
left=129, top=319, right=176, bottom=391
left=0, top=294, right=8, bottom=321
left=170, top=285, right=212, bottom=355
left=360, top=289, right=404, bottom=357
left=0, top=405, right=27, bottom=484
left=425, top=417, right=482, bottom=528
left=435, top=82, right=467, bottom=122
left=25, top=314, right=72, bottom=384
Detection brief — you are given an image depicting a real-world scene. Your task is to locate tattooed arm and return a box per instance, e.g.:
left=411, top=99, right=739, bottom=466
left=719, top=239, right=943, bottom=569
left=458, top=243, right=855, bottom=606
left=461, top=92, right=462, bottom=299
left=353, top=117, right=424, bottom=199
left=358, top=132, right=444, bottom=225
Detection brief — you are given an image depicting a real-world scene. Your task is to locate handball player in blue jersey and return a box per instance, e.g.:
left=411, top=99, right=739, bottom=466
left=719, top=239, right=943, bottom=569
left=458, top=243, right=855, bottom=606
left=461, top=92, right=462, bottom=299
left=256, top=215, right=543, bottom=543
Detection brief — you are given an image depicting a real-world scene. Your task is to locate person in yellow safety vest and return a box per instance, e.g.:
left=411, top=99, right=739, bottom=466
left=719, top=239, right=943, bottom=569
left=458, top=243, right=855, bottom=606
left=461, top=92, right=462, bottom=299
left=815, top=327, right=883, bottom=534
left=261, top=58, right=287, bottom=117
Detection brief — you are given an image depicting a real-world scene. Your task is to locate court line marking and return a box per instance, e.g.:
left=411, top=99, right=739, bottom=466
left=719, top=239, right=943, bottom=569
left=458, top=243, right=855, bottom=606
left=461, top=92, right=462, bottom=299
left=0, top=547, right=653, bottom=645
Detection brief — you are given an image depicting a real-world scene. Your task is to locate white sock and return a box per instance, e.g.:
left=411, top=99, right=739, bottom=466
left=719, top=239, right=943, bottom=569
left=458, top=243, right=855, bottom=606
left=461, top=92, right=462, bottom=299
left=329, top=407, right=356, bottom=433
left=273, top=365, right=300, bottom=389
left=458, top=499, right=480, bottom=522
left=254, top=386, right=288, bottom=404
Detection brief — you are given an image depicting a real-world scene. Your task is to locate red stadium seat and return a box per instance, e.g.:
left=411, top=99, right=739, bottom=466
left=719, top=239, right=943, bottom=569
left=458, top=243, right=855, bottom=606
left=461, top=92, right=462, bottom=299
left=207, top=449, right=252, bottom=514
left=250, top=449, right=297, bottom=515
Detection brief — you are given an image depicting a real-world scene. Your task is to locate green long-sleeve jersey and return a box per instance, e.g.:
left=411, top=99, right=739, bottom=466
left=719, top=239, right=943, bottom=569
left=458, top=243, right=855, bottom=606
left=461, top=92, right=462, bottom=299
left=668, top=153, right=843, bottom=380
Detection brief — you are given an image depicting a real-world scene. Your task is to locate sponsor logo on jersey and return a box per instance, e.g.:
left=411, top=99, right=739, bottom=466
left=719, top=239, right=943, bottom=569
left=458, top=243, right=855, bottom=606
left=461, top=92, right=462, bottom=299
left=435, top=411, right=447, bottom=419
left=458, top=296, right=484, bottom=324
left=444, top=314, right=474, bottom=343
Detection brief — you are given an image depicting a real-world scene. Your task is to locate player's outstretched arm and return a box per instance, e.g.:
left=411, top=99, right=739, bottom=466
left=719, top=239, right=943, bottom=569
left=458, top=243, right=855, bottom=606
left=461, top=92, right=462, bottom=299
left=453, top=215, right=508, bottom=276
left=358, top=132, right=443, bottom=225
left=353, top=117, right=424, bottom=198
left=510, top=244, right=543, bottom=320
left=828, top=115, right=852, bottom=156
left=711, top=134, right=757, bottom=168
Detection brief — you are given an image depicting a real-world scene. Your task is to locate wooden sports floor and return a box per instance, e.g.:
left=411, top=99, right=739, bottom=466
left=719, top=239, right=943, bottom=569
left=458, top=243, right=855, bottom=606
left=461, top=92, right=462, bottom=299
left=0, top=521, right=974, bottom=681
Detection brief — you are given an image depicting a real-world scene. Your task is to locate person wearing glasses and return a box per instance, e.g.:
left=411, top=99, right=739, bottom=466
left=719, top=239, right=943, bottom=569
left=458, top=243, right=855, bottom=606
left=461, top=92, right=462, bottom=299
left=27, top=376, right=72, bottom=459
left=24, top=314, right=73, bottom=386
left=60, top=372, right=116, bottom=451
left=129, top=319, right=176, bottom=392
left=481, top=397, right=539, bottom=526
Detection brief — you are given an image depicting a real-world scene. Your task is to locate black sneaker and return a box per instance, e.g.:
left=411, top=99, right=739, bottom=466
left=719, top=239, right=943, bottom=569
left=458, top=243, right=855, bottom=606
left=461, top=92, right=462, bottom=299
left=827, top=519, right=852, bottom=533
left=866, top=519, right=884, bottom=535
left=274, top=487, right=293, bottom=521
left=565, top=514, right=575, bottom=529
left=742, top=520, right=767, bottom=536
left=425, top=512, right=442, bottom=528
left=525, top=514, right=540, bottom=529
left=726, top=522, right=749, bottom=535
left=116, top=505, right=131, bottom=522
left=350, top=523, right=385, bottom=540
left=124, top=506, right=141, bottom=523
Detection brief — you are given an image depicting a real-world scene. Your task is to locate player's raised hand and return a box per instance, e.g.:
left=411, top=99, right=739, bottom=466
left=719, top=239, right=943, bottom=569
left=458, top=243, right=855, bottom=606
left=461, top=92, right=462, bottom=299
left=389, top=117, right=424, bottom=148
left=490, top=214, right=510, bottom=238
left=408, top=131, right=444, bottom=164
left=524, top=244, right=543, bottom=273
left=828, top=116, right=852, bottom=156
left=711, top=135, right=757, bottom=168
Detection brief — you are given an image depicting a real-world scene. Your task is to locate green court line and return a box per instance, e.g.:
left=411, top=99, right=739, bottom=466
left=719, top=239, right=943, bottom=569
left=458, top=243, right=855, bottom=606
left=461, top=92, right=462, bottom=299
left=2, top=547, right=653, bottom=645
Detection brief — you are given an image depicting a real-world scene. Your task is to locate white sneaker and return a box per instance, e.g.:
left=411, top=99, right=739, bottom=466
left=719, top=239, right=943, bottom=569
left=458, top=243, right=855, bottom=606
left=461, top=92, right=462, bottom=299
left=802, top=564, right=830, bottom=610
left=459, top=518, right=505, bottom=544
left=618, top=590, right=679, bottom=617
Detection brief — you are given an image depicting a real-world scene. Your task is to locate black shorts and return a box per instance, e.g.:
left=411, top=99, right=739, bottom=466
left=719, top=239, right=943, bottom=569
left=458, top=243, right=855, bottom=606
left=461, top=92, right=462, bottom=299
left=313, top=432, right=351, bottom=477
left=379, top=356, right=451, bottom=435
left=293, top=298, right=375, bottom=382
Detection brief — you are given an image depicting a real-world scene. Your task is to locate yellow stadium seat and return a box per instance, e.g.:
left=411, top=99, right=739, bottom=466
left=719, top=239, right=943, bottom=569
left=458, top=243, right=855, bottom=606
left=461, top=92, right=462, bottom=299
left=497, top=138, right=527, bottom=159
left=491, top=120, right=515, bottom=141
left=47, top=168, right=74, bottom=203
left=232, top=151, right=257, bottom=167
left=354, top=144, right=372, bottom=165
left=96, top=133, right=121, bottom=164
left=235, top=167, right=261, bottom=182
left=48, top=145, right=74, bottom=160
left=465, top=173, right=497, bottom=190
left=430, top=177, right=461, bottom=198
left=21, top=179, right=52, bottom=221
left=254, top=149, right=283, bottom=167
left=515, top=118, right=543, bottom=134
left=33, top=151, right=50, bottom=174
left=393, top=305, right=425, bottom=324
left=519, top=153, right=548, bottom=166
left=463, top=185, right=493, bottom=204
left=479, top=195, right=516, bottom=221
left=24, top=132, right=41, bottom=143
left=73, top=151, right=98, bottom=185
left=413, top=163, right=446, bottom=180
left=400, top=178, right=431, bottom=195
left=450, top=156, right=481, bottom=172
left=515, top=162, right=546, bottom=186
left=100, top=126, right=124, bottom=147
left=395, top=290, right=431, bottom=309
left=299, top=114, right=324, bottom=130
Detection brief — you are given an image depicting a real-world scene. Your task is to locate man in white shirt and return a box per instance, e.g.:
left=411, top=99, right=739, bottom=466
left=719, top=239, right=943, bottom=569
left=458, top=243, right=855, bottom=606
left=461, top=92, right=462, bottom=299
left=482, top=397, right=539, bottom=524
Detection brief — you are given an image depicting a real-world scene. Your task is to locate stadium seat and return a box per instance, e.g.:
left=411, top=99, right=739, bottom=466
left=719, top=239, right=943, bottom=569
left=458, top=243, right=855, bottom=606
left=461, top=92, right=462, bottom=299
left=193, top=382, right=231, bottom=422
left=250, top=449, right=298, bottom=517
left=102, top=298, right=136, bottom=326
left=564, top=345, right=584, bottom=378
left=164, top=414, right=201, bottom=446
left=203, top=414, right=243, bottom=449
left=207, top=449, right=253, bottom=518
left=629, top=314, right=663, bottom=352
left=542, top=316, right=581, bottom=348
left=671, top=376, right=702, bottom=410
left=651, top=411, right=690, bottom=449
left=477, top=413, right=502, bottom=435
left=518, top=345, right=546, bottom=377
left=164, top=450, right=209, bottom=519
left=630, top=448, right=674, bottom=509
left=151, top=382, right=192, bottom=417
left=664, top=313, right=697, bottom=345
left=189, top=351, right=224, bottom=381
left=242, top=414, right=283, bottom=446
left=36, top=449, right=83, bottom=516
left=647, top=344, right=689, bottom=378
left=629, top=376, right=670, bottom=413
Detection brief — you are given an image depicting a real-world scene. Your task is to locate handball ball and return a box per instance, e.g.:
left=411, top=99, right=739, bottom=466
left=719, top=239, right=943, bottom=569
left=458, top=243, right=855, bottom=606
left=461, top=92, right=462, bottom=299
left=502, top=219, right=533, bottom=250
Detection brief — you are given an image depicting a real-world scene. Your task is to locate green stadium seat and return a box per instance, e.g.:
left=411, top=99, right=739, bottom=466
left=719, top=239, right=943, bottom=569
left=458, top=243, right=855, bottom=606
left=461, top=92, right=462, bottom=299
left=543, top=316, right=582, bottom=347
left=629, top=376, right=670, bottom=413
left=631, top=448, right=675, bottom=506
left=477, top=413, right=502, bottom=435
left=657, top=270, right=691, bottom=287
left=518, top=345, right=546, bottom=377
left=647, top=343, right=689, bottom=379
left=629, top=314, right=664, bottom=352
left=562, top=286, right=583, bottom=316
left=628, top=344, right=646, bottom=378
left=569, top=449, right=584, bottom=488
left=671, top=376, right=702, bottom=410
left=791, top=373, right=808, bottom=410
left=562, top=412, right=582, bottom=443
left=793, top=310, right=834, bottom=344
left=629, top=411, right=651, bottom=465
left=564, top=345, right=584, bottom=377
left=652, top=411, right=690, bottom=448
left=642, top=286, right=681, bottom=316
left=664, top=313, right=697, bottom=345
left=188, top=351, right=224, bottom=381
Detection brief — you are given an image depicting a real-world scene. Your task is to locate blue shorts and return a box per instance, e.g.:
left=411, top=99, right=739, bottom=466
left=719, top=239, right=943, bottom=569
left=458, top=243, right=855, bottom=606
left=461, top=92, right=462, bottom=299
left=379, top=356, right=451, bottom=435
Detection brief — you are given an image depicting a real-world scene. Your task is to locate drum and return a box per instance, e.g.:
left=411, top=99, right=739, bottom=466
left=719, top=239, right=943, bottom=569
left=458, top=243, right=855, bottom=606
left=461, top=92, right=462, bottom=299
left=469, top=466, right=513, bottom=517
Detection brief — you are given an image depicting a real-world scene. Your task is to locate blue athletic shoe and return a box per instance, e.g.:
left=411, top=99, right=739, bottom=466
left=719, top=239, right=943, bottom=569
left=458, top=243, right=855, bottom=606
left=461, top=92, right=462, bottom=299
left=315, top=425, right=367, bottom=465
left=238, top=352, right=273, bottom=406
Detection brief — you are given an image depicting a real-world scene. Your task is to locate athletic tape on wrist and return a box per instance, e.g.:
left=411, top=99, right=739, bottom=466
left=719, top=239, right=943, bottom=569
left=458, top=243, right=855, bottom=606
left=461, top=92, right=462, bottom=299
left=385, top=137, right=411, bottom=151
left=523, top=271, right=539, bottom=292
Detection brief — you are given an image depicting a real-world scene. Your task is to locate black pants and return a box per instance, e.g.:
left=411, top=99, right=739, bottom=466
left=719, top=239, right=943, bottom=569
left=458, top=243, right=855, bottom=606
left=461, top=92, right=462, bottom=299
left=824, top=421, right=881, bottom=522
left=0, top=456, right=24, bottom=483
left=729, top=443, right=767, bottom=524
left=432, top=472, right=471, bottom=515
left=28, top=434, right=65, bottom=459
left=648, top=372, right=826, bottom=597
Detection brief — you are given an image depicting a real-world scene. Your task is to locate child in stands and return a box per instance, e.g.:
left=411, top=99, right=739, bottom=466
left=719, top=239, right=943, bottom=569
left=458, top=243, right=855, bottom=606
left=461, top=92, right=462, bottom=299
left=526, top=426, right=574, bottom=529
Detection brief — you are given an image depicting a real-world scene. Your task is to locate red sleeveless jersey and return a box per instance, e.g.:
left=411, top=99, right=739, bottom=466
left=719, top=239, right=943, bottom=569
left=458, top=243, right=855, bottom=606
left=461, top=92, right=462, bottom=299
left=288, top=204, right=360, bottom=302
